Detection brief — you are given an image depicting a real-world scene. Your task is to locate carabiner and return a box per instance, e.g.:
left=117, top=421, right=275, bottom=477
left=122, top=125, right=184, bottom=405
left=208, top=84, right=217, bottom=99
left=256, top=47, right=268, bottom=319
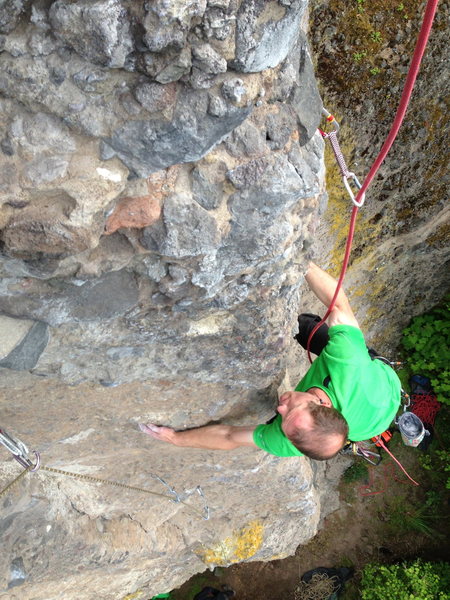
left=0, top=428, right=40, bottom=471
left=343, top=173, right=365, bottom=207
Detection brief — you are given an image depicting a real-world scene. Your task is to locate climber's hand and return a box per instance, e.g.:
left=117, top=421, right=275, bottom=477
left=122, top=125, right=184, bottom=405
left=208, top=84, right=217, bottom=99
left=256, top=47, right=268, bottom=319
left=139, top=423, right=177, bottom=445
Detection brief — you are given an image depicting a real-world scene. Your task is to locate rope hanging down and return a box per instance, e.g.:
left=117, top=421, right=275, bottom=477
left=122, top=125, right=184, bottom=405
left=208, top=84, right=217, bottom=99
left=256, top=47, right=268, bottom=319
left=307, top=0, right=440, bottom=363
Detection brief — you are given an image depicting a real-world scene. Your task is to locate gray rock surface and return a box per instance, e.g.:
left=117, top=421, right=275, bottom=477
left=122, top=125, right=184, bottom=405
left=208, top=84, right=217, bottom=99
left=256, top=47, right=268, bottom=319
left=0, top=370, right=348, bottom=600
left=49, top=0, right=134, bottom=68
left=0, top=0, right=447, bottom=599
left=0, top=319, right=48, bottom=370
left=232, top=0, right=308, bottom=73
left=0, top=2, right=333, bottom=598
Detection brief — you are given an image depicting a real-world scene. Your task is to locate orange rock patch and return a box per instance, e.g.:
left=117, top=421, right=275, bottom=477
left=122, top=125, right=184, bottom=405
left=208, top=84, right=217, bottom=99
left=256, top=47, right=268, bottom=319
left=105, top=165, right=180, bottom=234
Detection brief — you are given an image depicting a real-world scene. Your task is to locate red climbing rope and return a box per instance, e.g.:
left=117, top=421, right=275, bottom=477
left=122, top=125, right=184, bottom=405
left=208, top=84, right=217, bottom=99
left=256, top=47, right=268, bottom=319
left=373, top=436, right=420, bottom=486
left=410, top=393, right=441, bottom=426
left=307, top=0, right=440, bottom=363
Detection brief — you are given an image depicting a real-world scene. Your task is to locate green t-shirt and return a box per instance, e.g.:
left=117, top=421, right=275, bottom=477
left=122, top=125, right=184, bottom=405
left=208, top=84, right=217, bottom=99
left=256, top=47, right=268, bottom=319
left=253, top=325, right=401, bottom=456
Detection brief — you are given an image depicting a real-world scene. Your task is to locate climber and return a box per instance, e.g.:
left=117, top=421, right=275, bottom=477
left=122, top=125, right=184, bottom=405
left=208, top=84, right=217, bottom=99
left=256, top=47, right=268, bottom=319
left=140, top=262, right=401, bottom=461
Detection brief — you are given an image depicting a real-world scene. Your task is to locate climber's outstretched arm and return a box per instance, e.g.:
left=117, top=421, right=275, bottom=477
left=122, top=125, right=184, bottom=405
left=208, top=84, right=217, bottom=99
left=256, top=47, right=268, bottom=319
left=139, top=423, right=257, bottom=451
left=305, top=262, right=359, bottom=329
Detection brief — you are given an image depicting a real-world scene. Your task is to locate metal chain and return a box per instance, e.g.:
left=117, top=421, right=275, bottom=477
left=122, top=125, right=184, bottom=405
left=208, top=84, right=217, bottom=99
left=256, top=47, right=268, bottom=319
left=0, top=466, right=30, bottom=499
left=1, top=427, right=210, bottom=519
left=1, top=463, right=209, bottom=520
left=43, top=466, right=210, bottom=520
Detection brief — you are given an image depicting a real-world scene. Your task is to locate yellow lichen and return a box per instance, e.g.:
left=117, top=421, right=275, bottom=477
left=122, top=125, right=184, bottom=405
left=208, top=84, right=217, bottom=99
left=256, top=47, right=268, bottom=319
left=122, top=591, right=144, bottom=600
left=197, top=520, right=264, bottom=566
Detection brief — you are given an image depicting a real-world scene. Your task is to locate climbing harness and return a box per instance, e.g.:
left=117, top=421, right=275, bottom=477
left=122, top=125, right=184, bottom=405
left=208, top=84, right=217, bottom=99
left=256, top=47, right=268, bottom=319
left=0, top=427, right=210, bottom=520
left=306, top=0, right=440, bottom=363
left=341, top=440, right=381, bottom=467
left=341, top=385, right=430, bottom=486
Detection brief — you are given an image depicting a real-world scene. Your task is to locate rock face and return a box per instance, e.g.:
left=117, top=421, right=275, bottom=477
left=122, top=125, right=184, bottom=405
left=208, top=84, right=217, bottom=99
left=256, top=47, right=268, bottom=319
left=0, top=0, right=324, bottom=387
left=309, top=0, right=450, bottom=351
left=0, top=1, right=448, bottom=599
left=0, top=2, right=341, bottom=599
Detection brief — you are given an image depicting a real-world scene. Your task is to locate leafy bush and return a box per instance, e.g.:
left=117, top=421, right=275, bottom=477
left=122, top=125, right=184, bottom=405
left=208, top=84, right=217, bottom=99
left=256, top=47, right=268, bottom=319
left=401, top=294, right=450, bottom=405
left=361, top=559, right=450, bottom=600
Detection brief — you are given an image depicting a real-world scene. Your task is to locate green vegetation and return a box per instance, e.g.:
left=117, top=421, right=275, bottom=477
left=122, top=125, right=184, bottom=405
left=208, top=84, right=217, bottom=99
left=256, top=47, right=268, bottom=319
left=370, top=31, right=382, bottom=43
left=400, top=294, right=450, bottom=405
left=352, top=50, right=367, bottom=62
left=387, top=497, right=440, bottom=538
left=343, top=461, right=368, bottom=483
left=369, top=67, right=381, bottom=75
left=360, top=560, right=450, bottom=600
left=396, top=3, right=410, bottom=18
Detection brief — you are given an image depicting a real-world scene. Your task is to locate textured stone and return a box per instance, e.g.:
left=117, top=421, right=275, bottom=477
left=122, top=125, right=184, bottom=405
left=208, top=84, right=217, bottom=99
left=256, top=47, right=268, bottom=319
left=105, top=195, right=161, bottom=234
left=192, top=43, right=228, bottom=74
left=143, top=193, right=221, bottom=258
left=224, top=120, right=267, bottom=159
left=0, top=0, right=27, bottom=34
left=265, top=105, right=297, bottom=150
left=232, top=0, right=308, bottom=73
left=154, top=47, right=192, bottom=83
left=221, top=78, right=247, bottom=105
left=134, top=81, right=178, bottom=113
left=0, top=314, right=33, bottom=359
left=191, top=162, right=227, bottom=210
left=0, top=269, right=140, bottom=326
left=2, top=208, right=93, bottom=257
left=49, top=0, right=134, bottom=68
left=23, top=156, right=69, bottom=185
left=291, top=36, right=323, bottom=144
left=105, top=88, right=252, bottom=176
left=9, top=111, right=77, bottom=156
left=0, top=369, right=347, bottom=600
left=143, top=0, right=207, bottom=52
left=0, top=319, right=48, bottom=370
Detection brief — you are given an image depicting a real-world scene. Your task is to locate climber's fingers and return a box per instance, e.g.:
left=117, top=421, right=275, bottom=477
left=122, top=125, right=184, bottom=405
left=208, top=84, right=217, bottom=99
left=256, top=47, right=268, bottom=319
left=139, top=423, right=176, bottom=444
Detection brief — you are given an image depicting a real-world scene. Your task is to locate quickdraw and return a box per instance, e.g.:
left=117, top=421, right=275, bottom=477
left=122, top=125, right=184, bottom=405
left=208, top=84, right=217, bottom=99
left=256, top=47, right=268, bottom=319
left=319, top=108, right=365, bottom=208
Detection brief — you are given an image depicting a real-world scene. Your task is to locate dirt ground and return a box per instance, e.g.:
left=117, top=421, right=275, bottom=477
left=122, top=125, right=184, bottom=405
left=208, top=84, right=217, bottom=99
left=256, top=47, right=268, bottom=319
left=170, top=432, right=449, bottom=600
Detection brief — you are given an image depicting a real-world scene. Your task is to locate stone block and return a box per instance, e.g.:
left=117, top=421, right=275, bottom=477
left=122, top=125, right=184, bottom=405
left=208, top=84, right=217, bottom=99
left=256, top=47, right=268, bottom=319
left=49, top=0, right=134, bottom=68
left=0, top=317, right=48, bottom=370
left=232, top=0, right=307, bottom=73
